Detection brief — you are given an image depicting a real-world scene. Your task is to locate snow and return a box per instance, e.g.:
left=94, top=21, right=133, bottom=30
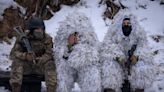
left=0, top=0, right=164, bottom=92
left=0, top=38, right=15, bottom=71
left=0, top=39, right=15, bottom=92
left=0, top=87, right=9, bottom=92
left=123, top=0, right=164, bottom=35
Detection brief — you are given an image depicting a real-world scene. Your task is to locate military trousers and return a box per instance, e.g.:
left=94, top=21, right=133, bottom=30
left=10, top=59, right=57, bottom=88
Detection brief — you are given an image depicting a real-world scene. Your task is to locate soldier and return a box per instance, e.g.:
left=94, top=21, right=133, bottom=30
left=54, top=12, right=101, bottom=92
left=9, top=17, right=57, bottom=92
left=100, top=11, right=156, bottom=92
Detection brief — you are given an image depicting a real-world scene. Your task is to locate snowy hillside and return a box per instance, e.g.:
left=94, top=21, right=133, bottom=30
left=0, top=0, right=164, bottom=92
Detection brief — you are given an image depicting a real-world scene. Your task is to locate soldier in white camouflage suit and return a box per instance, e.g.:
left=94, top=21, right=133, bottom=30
left=54, top=12, right=101, bottom=92
left=100, top=11, right=157, bottom=92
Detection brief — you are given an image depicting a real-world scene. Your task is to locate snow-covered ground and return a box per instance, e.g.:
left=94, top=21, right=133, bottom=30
left=0, top=38, right=15, bottom=71
left=0, top=0, right=164, bottom=92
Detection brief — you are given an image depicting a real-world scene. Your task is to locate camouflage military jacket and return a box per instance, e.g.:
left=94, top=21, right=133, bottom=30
left=10, top=33, right=53, bottom=62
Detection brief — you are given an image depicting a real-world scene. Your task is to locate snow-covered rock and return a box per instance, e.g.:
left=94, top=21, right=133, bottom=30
left=0, top=0, right=25, bottom=21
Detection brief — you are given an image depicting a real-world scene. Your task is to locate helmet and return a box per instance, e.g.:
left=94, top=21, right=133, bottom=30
left=27, top=17, right=45, bottom=31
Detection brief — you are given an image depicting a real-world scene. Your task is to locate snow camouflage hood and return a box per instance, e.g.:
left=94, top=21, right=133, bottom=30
left=103, top=10, right=154, bottom=65
left=54, top=12, right=99, bottom=69
left=100, top=10, right=157, bottom=90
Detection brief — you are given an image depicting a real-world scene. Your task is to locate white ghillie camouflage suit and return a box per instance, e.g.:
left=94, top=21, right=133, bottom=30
left=54, top=12, right=101, bottom=92
left=100, top=11, right=157, bottom=92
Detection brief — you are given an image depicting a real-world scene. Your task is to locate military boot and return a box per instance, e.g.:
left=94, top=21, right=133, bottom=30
left=11, top=83, right=21, bottom=92
left=104, top=88, right=115, bottom=92
left=47, top=85, right=56, bottom=92
left=134, top=88, right=144, bottom=92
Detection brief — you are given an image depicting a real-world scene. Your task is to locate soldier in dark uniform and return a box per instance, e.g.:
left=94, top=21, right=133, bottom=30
left=9, top=17, right=57, bottom=92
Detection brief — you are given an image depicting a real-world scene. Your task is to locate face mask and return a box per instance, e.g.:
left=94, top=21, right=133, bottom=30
left=122, top=25, right=132, bottom=36
left=33, top=31, right=44, bottom=40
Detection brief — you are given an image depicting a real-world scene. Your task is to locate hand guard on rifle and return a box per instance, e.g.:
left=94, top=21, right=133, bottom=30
left=130, top=55, right=138, bottom=65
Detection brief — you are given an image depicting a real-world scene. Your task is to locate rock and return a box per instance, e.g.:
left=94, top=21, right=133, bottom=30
left=0, top=6, right=24, bottom=42
left=15, top=0, right=60, bottom=20
left=103, top=0, right=120, bottom=19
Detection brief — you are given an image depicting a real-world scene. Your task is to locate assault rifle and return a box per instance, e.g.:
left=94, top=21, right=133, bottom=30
left=126, top=44, right=137, bottom=75
left=13, top=26, right=36, bottom=64
left=122, top=44, right=137, bottom=92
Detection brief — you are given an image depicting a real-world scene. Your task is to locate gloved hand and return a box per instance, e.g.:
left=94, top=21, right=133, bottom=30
left=26, top=53, right=33, bottom=61
left=63, top=48, right=71, bottom=60
left=115, top=56, right=126, bottom=66
left=130, top=55, right=138, bottom=65
left=35, top=57, right=47, bottom=66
